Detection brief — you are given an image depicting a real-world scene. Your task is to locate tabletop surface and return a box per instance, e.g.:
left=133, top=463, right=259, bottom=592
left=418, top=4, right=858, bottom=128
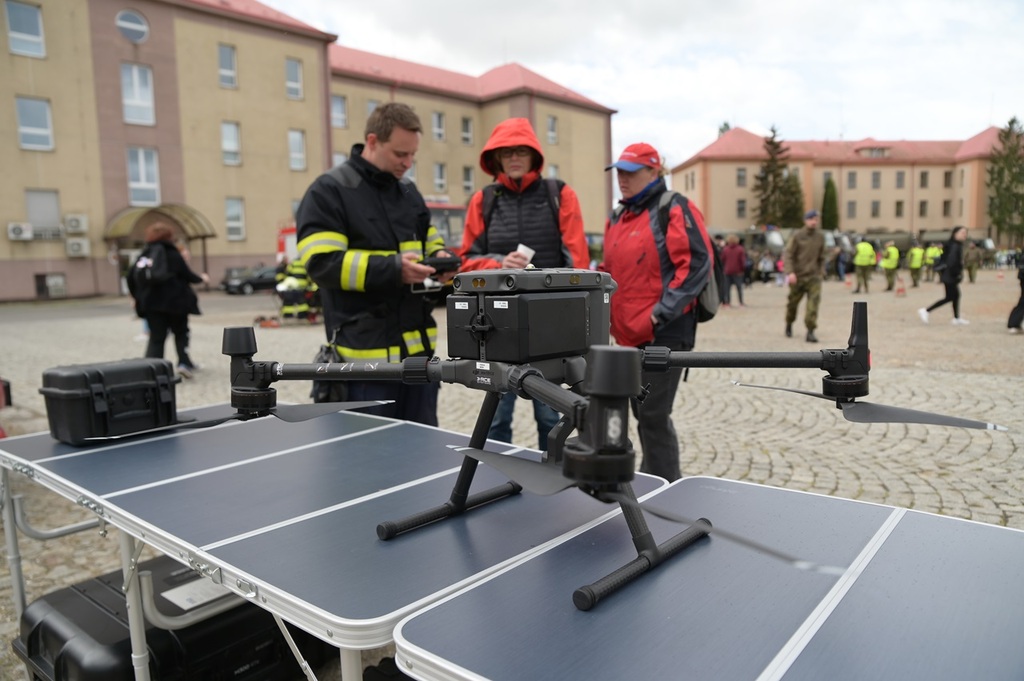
left=395, top=476, right=1024, bottom=681
left=0, top=405, right=665, bottom=647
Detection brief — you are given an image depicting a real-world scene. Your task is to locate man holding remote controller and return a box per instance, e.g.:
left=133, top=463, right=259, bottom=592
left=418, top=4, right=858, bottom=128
left=457, top=118, right=590, bottom=449
left=296, top=103, right=456, bottom=426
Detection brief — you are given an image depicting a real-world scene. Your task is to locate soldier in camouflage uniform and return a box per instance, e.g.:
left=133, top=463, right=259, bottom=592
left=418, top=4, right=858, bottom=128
left=784, top=210, right=826, bottom=343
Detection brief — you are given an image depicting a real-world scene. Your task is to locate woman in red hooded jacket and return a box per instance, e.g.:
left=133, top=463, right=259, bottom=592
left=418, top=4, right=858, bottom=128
left=457, top=117, right=589, bottom=449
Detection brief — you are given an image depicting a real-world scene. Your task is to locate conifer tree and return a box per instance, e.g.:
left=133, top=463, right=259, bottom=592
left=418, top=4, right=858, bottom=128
left=986, top=117, right=1024, bottom=244
left=754, top=126, right=789, bottom=227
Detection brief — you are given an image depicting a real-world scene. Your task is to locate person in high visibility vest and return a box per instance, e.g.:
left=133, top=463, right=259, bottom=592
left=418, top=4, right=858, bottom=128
left=924, top=242, right=943, bottom=282
left=880, top=240, right=900, bottom=291
left=852, top=237, right=876, bottom=294
left=907, top=241, right=925, bottom=287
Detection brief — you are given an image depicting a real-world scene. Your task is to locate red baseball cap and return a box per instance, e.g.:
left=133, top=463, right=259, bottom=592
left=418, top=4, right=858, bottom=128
left=606, top=142, right=662, bottom=172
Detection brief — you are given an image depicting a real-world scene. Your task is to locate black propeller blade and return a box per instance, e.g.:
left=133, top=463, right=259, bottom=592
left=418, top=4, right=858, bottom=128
left=732, top=381, right=1007, bottom=431
left=447, top=445, right=578, bottom=496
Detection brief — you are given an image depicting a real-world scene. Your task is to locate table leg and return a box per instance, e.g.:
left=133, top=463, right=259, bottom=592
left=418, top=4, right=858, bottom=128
left=1, top=468, right=27, bottom=616
left=119, top=532, right=152, bottom=681
left=340, top=647, right=362, bottom=680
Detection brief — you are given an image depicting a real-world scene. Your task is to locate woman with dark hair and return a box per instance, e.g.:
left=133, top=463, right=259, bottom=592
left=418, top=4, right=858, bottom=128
left=918, top=226, right=969, bottom=325
left=129, top=221, right=210, bottom=377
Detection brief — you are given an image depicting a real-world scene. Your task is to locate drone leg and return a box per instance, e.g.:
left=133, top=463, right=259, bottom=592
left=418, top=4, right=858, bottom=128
left=376, top=391, right=522, bottom=540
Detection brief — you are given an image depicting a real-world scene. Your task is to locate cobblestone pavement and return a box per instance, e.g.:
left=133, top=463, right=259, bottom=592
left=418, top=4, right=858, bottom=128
left=1, top=270, right=1022, bottom=679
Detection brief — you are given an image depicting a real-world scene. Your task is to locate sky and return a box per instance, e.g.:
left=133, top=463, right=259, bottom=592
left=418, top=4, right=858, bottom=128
left=257, top=0, right=1024, bottom=167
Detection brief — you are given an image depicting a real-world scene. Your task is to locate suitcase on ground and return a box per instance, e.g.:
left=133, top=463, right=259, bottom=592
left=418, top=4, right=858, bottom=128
left=12, top=555, right=333, bottom=681
left=39, top=358, right=179, bottom=445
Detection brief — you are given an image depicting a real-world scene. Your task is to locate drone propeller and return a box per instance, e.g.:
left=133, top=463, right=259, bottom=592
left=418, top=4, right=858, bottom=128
left=447, top=445, right=578, bottom=495
left=732, top=381, right=1007, bottom=431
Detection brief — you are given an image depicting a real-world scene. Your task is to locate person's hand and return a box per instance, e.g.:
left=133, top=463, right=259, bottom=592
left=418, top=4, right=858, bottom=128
left=200, top=273, right=210, bottom=284
left=400, top=252, right=434, bottom=284
left=787, top=273, right=797, bottom=286
left=501, top=251, right=530, bottom=269
left=430, top=250, right=458, bottom=284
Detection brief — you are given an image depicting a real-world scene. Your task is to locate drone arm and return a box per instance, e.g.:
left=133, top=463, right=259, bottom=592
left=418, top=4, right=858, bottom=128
left=643, top=347, right=824, bottom=371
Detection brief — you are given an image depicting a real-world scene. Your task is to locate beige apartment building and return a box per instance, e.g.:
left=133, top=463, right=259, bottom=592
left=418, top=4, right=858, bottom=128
left=1, top=0, right=614, bottom=303
left=671, top=126, right=1002, bottom=242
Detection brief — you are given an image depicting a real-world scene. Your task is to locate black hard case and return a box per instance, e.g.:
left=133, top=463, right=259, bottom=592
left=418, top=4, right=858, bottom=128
left=39, top=359, right=179, bottom=445
left=12, top=555, right=333, bottom=681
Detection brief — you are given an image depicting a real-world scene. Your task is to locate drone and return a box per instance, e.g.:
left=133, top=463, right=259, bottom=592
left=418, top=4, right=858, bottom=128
left=121, top=269, right=1013, bottom=609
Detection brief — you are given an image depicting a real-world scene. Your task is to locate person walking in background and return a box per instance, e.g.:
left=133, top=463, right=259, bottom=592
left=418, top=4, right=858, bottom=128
left=296, top=102, right=456, bottom=425
left=852, top=237, right=876, bottom=294
left=601, top=142, right=714, bottom=482
left=919, top=226, right=969, bottom=325
left=881, top=240, right=900, bottom=292
left=924, top=241, right=943, bottom=282
left=783, top=210, right=825, bottom=342
left=721, top=234, right=747, bottom=307
left=1007, top=257, right=1024, bottom=334
left=128, top=221, right=210, bottom=378
left=907, top=241, right=925, bottom=287
left=458, top=117, right=589, bottom=449
left=964, top=240, right=983, bottom=283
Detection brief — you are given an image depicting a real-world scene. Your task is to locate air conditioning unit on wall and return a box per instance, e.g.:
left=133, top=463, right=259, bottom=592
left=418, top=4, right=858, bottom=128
left=64, top=213, right=89, bottom=234
left=7, top=222, right=34, bottom=241
left=65, top=237, right=91, bottom=258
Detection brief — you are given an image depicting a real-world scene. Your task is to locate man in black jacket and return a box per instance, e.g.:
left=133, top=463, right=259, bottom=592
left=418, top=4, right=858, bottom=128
left=295, top=103, right=455, bottom=425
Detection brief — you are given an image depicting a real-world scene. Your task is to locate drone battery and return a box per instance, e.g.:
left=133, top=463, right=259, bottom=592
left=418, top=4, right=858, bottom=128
left=13, top=555, right=333, bottom=681
left=39, top=358, right=178, bottom=445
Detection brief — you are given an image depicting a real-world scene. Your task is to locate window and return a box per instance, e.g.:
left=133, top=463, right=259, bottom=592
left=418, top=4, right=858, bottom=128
left=546, top=115, right=558, bottom=144
left=115, top=9, right=148, bottom=43
left=287, top=129, right=306, bottom=170
left=871, top=200, right=880, bottom=218
left=221, top=121, right=240, bottom=165
left=126, top=147, right=159, bottom=206
left=942, top=200, right=952, bottom=217
left=943, top=170, right=953, bottom=188
left=919, top=171, right=929, bottom=189
left=736, top=167, right=747, bottom=188
left=332, top=152, right=348, bottom=167
left=847, top=171, right=857, bottom=189
left=896, top=171, right=905, bottom=189
left=121, top=63, right=155, bottom=125
left=225, top=197, right=245, bottom=240
left=404, top=161, right=416, bottom=183
left=218, top=44, right=237, bottom=88
left=331, top=95, right=347, bottom=128
left=367, top=99, right=379, bottom=115
left=15, top=96, right=52, bottom=149
left=433, top=163, right=446, bottom=192
left=919, top=200, right=928, bottom=217
left=547, top=164, right=560, bottom=179
left=5, top=0, right=44, bottom=57
left=846, top=201, right=856, bottom=219
left=823, top=171, right=832, bottom=185
left=26, top=189, right=59, bottom=229
left=737, top=199, right=747, bottom=219
left=431, top=112, right=445, bottom=141
left=958, top=198, right=963, bottom=217
left=959, top=169, right=965, bottom=187
left=895, top=200, right=904, bottom=218
left=871, top=171, right=881, bottom=189
left=285, top=58, right=302, bottom=99
left=462, top=166, right=473, bottom=193
left=461, top=117, right=473, bottom=144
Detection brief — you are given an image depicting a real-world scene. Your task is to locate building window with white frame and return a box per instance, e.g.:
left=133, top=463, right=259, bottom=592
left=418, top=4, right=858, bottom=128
left=547, top=164, right=559, bottom=179
left=221, top=121, right=240, bottom=165
left=432, top=112, right=445, bottom=141
left=218, top=44, right=237, bottom=88
left=225, top=197, right=245, bottom=240
left=919, top=171, right=929, bottom=189
left=919, top=200, right=927, bottom=217
left=461, top=117, right=473, bottom=144
left=26, top=189, right=60, bottom=230
left=121, top=63, right=155, bottom=125
left=5, top=0, right=44, bottom=57
left=115, top=9, right=148, bottom=43
left=847, top=171, right=856, bottom=189
left=433, top=162, right=446, bottom=192
left=331, top=95, right=347, bottom=128
left=896, top=170, right=905, bottom=189
left=895, top=200, right=904, bottom=218
left=736, top=167, right=747, bottom=187
left=942, top=199, right=951, bottom=217
left=546, top=115, right=557, bottom=144
left=737, top=199, right=747, bottom=219
left=126, top=147, right=160, bottom=206
left=462, top=166, right=473, bottom=193
left=871, top=200, right=880, bottom=218
left=368, top=99, right=379, bottom=115
left=285, top=58, right=302, bottom=99
left=846, top=200, right=856, bottom=219
left=288, top=129, right=306, bottom=171
left=871, top=171, right=881, bottom=189
left=15, top=96, right=53, bottom=150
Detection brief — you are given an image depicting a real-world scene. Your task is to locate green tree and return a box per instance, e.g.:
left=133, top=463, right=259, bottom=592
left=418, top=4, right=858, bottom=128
left=779, top=173, right=805, bottom=228
left=754, top=126, right=789, bottom=227
left=822, top=176, right=839, bottom=231
left=986, top=116, right=1024, bottom=244
left=718, top=121, right=731, bottom=136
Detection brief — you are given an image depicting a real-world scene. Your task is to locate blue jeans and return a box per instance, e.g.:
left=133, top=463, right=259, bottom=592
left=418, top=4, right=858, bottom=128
left=488, top=392, right=560, bottom=450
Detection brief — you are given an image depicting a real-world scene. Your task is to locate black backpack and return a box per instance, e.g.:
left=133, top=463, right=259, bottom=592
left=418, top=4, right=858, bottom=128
left=481, top=178, right=563, bottom=229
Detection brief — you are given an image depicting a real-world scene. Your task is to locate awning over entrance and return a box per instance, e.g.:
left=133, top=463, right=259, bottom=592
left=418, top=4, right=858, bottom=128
left=104, top=204, right=218, bottom=244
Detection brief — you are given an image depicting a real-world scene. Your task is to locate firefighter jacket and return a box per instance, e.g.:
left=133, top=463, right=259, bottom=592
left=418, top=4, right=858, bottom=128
left=295, top=147, right=446, bottom=362
left=602, top=180, right=713, bottom=348
left=458, top=117, right=588, bottom=271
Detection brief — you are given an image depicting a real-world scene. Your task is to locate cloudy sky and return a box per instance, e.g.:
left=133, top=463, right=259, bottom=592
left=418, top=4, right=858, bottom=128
left=258, top=0, right=1024, bottom=166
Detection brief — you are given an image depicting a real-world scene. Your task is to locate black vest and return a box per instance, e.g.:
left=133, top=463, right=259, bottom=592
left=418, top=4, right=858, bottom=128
left=485, top=180, right=567, bottom=268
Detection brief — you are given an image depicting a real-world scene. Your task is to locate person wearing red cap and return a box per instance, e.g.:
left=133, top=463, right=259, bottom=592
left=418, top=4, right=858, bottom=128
left=458, top=117, right=589, bottom=450
left=601, top=142, right=715, bottom=481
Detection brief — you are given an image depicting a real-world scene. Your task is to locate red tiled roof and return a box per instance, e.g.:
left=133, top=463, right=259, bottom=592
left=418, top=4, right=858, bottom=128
left=329, top=45, right=613, bottom=113
left=174, top=0, right=337, bottom=41
left=675, top=126, right=1001, bottom=171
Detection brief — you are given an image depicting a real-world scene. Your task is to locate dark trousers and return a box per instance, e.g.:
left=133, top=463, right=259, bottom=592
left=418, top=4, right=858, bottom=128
left=488, top=391, right=560, bottom=450
left=345, top=380, right=439, bottom=426
left=1009, top=278, right=1024, bottom=329
left=632, top=361, right=685, bottom=482
left=723, top=273, right=744, bottom=305
left=926, top=281, right=961, bottom=319
left=145, top=311, right=194, bottom=368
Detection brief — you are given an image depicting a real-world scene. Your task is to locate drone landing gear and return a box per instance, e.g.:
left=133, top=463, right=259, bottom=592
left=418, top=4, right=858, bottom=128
left=573, top=484, right=711, bottom=611
left=376, top=391, right=523, bottom=540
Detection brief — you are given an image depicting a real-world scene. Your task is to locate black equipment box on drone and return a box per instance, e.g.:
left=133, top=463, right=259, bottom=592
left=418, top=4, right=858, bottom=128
left=38, top=358, right=178, bottom=445
left=446, top=268, right=614, bottom=363
left=12, top=555, right=333, bottom=681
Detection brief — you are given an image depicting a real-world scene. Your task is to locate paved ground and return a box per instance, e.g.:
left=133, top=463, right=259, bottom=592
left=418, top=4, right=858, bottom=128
left=1, top=269, right=1022, bottom=679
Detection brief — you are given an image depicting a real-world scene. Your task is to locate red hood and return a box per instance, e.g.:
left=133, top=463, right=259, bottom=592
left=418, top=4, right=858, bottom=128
left=480, top=118, right=545, bottom=177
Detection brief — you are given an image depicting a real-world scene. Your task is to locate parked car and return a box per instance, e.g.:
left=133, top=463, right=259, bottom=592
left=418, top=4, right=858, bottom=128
left=221, top=265, right=278, bottom=295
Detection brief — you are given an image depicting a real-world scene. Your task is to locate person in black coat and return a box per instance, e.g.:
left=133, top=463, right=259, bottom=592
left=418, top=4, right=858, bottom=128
left=918, top=226, right=969, bottom=325
left=129, top=221, right=209, bottom=377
